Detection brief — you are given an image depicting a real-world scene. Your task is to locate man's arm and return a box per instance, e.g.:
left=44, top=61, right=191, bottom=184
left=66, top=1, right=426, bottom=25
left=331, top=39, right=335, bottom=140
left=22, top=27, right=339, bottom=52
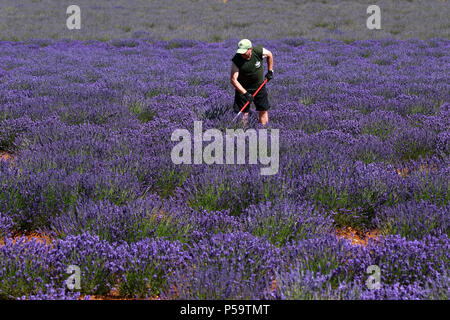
left=262, top=48, right=273, bottom=71
left=230, top=62, right=247, bottom=94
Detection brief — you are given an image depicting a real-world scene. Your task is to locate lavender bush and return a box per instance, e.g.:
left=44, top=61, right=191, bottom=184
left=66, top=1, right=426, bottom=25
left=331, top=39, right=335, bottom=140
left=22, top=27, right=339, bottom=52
left=241, top=199, right=334, bottom=246
left=161, top=232, right=281, bottom=300
left=374, top=200, right=449, bottom=240
left=0, top=212, right=15, bottom=237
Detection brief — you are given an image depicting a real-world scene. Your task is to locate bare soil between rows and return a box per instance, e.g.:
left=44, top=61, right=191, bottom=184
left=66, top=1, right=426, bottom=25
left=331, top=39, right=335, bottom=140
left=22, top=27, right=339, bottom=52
left=0, top=151, right=13, bottom=164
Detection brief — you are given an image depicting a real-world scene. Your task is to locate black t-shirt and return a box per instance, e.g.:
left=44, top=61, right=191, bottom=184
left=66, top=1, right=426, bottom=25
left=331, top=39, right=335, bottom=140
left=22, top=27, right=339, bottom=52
left=231, top=46, right=264, bottom=90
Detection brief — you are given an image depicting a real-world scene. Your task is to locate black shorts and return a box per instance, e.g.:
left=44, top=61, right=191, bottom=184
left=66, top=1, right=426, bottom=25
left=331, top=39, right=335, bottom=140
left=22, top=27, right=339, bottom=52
left=233, top=86, right=270, bottom=113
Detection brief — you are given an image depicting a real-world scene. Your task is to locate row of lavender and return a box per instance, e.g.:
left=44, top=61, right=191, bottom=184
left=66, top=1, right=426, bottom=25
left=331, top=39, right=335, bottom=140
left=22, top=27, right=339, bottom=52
left=0, top=38, right=449, bottom=299
left=1, top=231, right=448, bottom=299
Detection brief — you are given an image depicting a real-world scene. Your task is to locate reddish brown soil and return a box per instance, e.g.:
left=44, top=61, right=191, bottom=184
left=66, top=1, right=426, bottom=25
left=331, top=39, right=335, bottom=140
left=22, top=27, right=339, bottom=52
left=0, top=230, right=54, bottom=247
left=419, top=163, right=438, bottom=174
left=396, top=167, right=410, bottom=178
left=335, top=227, right=380, bottom=246
left=396, top=163, right=438, bottom=178
left=78, top=287, right=161, bottom=300
left=0, top=151, right=13, bottom=165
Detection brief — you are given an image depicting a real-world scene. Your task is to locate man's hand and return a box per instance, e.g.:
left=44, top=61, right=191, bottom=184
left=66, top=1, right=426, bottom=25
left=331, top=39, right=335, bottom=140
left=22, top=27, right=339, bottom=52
left=243, top=91, right=254, bottom=102
left=265, top=70, right=273, bottom=82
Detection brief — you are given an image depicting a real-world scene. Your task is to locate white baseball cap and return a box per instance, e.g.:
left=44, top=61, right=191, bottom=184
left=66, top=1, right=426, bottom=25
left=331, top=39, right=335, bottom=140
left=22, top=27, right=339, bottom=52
left=236, top=39, right=252, bottom=54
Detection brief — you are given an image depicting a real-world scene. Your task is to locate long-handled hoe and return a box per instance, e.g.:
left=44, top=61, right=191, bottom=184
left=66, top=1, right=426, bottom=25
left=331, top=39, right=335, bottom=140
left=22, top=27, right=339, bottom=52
left=232, top=79, right=268, bottom=123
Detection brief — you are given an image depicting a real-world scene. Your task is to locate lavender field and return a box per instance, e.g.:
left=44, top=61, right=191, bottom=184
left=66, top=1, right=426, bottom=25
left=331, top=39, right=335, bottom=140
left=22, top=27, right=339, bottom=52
left=0, top=36, right=448, bottom=300
left=0, top=0, right=449, bottom=42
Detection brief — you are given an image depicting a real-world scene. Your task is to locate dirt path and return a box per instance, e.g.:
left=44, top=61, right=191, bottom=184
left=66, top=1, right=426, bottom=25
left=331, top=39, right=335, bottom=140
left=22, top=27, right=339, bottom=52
left=0, top=151, right=13, bottom=164
left=335, top=227, right=380, bottom=246
left=396, top=163, right=438, bottom=178
left=0, top=231, right=54, bottom=247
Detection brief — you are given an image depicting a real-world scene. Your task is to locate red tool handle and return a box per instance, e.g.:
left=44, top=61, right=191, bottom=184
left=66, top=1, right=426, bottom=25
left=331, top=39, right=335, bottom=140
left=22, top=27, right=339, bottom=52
left=237, top=79, right=268, bottom=114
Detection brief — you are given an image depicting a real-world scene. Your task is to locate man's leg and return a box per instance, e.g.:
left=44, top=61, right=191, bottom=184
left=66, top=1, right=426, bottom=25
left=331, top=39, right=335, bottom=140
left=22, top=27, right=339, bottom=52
left=242, top=112, right=249, bottom=126
left=259, top=111, right=268, bottom=126
left=234, top=90, right=251, bottom=125
left=254, top=86, right=270, bottom=126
